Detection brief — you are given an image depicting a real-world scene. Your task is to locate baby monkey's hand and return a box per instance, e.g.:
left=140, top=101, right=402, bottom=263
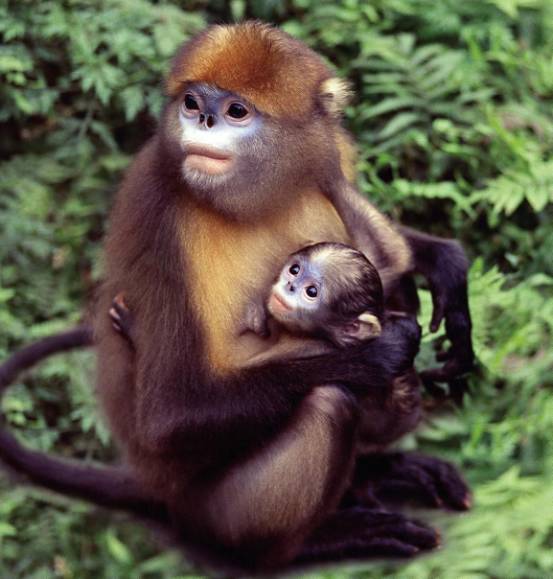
left=109, top=293, right=135, bottom=347
left=379, top=314, right=422, bottom=378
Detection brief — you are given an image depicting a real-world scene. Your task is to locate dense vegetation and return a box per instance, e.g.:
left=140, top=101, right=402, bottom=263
left=1, top=1, right=552, bottom=577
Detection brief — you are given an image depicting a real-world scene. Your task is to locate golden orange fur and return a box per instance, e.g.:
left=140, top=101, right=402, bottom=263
left=181, top=188, right=350, bottom=373
left=167, top=21, right=344, bottom=120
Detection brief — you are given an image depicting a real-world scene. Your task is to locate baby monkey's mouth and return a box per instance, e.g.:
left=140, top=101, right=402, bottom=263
left=268, top=291, right=293, bottom=316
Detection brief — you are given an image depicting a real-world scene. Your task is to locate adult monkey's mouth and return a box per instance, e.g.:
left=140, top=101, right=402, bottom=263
left=184, top=144, right=234, bottom=175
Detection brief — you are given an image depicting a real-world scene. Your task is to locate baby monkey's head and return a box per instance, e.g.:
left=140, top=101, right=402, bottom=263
left=267, top=242, right=384, bottom=348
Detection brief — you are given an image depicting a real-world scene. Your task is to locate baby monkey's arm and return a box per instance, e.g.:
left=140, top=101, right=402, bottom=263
left=243, top=300, right=270, bottom=338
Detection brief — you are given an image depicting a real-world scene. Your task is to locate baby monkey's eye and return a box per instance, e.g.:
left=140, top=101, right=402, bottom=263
left=227, top=102, right=248, bottom=119
left=305, top=286, right=318, bottom=298
left=289, top=264, right=300, bottom=275
left=184, top=94, right=200, bottom=111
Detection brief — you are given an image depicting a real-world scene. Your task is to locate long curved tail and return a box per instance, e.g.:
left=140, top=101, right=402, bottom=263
left=0, top=326, right=166, bottom=522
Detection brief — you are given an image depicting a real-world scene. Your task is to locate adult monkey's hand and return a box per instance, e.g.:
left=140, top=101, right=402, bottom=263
left=400, top=226, right=474, bottom=397
left=315, top=170, right=474, bottom=397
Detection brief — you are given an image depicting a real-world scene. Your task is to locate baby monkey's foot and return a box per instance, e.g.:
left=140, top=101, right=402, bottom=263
left=109, top=293, right=134, bottom=344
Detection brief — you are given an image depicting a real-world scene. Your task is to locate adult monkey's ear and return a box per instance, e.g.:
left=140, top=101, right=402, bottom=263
left=319, top=77, right=353, bottom=118
left=331, top=312, right=382, bottom=348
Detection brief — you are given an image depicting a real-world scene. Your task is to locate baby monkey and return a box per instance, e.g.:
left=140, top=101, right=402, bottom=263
left=110, top=242, right=385, bottom=350
left=245, top=242, right=385, bottom=348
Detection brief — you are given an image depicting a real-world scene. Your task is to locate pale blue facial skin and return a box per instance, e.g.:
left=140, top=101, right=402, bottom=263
left=175, top=81, right=322, bottom=220
left=178, top=83, right=262, bottom=156
left=277, top=257, right=324, bottom=312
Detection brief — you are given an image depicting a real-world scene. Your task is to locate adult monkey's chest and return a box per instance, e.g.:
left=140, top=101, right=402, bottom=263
left=182, top=188, right=351, bottom=372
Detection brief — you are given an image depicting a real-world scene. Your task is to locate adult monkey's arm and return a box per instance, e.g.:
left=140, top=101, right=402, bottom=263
left=321, top=174, right=474, bottom=389
left=398, top=225, right=474, bottom=387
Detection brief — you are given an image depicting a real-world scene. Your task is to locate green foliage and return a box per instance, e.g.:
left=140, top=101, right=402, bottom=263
left=1, top=0, right=552, bottom=577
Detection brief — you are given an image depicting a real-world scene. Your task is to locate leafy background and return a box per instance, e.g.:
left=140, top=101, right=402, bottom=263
left=1, top=0, right=552, bottom=577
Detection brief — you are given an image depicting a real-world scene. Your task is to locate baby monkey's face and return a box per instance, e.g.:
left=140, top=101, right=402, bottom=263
left=268, top=254, right=326, bottom=332
left=267, top=243, right=384, bottom=347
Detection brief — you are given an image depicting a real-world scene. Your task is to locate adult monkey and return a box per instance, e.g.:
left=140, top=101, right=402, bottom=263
left=95, top=21, right=472, bottom=570
left=0, top=22, right=472, bottom=573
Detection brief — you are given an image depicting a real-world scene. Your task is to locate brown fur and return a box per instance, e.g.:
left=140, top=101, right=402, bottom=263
left=92, top=22, right=452, bottom=572
left=357, top=369, right=422, bottom=453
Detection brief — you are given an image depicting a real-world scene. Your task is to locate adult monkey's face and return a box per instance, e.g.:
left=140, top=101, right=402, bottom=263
left=161, top=22, right=352, bottom=221
left=173, top=82, right=311, bottom=220
left=179, top=83, right=259, bottom=178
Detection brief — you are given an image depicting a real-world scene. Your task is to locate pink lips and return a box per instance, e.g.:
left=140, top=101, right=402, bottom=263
left=184, top=145, right=234, bottom=175
left=269, top=292, right=292, bottom=313
left=185, top=145, right=232, bottom=160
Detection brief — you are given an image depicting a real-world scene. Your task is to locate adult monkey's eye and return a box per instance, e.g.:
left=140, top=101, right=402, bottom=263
left=184, top=93, right=200, bottom=111
left=289, top=264, right=300, bottom=275
left=227, top=102, right=248, bottom=119
left=305, top=286, right=318, bottom=298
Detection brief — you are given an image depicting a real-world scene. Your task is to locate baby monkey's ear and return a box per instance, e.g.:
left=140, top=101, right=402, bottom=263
left=331, top=312, right=382, bottom=348
left=357, top=312, right=382, bottom=337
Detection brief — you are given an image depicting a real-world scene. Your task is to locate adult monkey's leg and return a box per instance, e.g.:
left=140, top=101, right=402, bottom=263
left=175, top=385, right=438, bottom=572
left=179, top=385, right=358, bottom=569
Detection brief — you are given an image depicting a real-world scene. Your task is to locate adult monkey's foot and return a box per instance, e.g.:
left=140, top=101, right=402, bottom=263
left=295, top=507, right=439, bottom=565
left=351, top=452, right=471, bottom=511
